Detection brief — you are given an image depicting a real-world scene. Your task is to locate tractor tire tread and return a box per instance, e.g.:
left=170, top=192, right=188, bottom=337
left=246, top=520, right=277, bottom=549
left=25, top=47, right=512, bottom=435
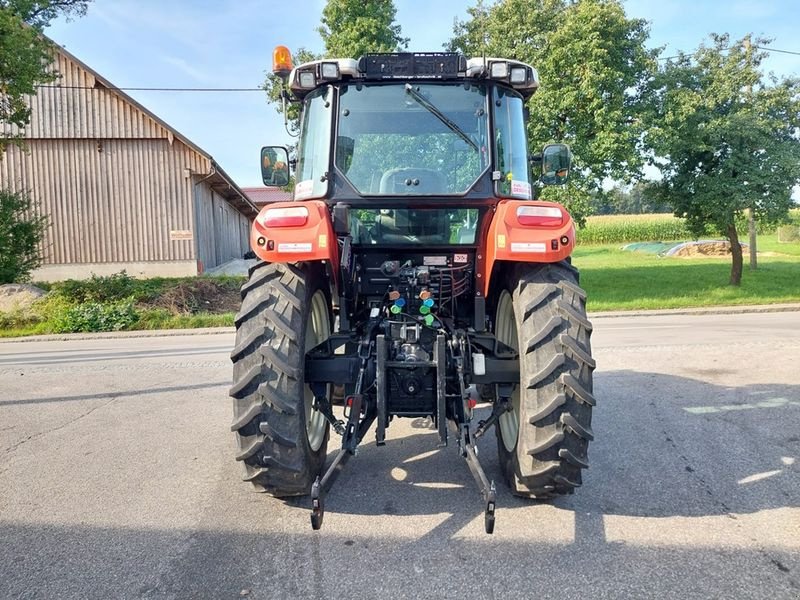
left=229, top=261, right=329, bottom=496
left=497, top=261, right=594, bottom=498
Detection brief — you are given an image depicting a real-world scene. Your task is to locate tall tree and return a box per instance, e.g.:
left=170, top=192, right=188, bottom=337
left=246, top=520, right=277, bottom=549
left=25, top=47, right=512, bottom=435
left=449, top=0, right=657, bottom=224
left=0, top=0, right=91, bottom=153
left=318, top=0, right=408, bottom=58
left=263, top=0, right=407, bottom=137
left=646, top=34, right=800, bottom=285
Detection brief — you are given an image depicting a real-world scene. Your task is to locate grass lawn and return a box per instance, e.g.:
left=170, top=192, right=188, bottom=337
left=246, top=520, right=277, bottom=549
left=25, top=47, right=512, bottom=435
left=575, top=234, right=800, bottom=311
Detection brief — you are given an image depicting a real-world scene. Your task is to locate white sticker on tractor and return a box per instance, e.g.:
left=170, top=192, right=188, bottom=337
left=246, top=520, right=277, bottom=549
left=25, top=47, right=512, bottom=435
left=423, top=256, right=448, bottom=266
left=278, top=242, right=313, bottom=253
left=454, top=253, right=468, bottom=263
left=511, top=242, right=546, bottom=253
left=294, top=180, right=314, bottom=199
left=511, top=180, right=532, bottom=198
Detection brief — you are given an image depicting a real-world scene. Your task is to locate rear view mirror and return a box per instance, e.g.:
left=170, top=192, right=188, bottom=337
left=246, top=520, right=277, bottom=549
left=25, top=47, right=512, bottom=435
left=261, top=146, right=290, bottom=187
left=540, top=143, right=571, bottom=185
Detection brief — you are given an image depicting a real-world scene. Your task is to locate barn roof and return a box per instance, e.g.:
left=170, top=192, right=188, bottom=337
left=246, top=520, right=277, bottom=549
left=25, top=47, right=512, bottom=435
left=38, top=40, right=259, bottom=219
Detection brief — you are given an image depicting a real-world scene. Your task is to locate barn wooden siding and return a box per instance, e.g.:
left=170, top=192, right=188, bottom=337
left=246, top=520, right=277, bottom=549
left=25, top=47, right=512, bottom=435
left=0, top=48, right=256, bottom=274
left=1, top=139, right=206, bottom=265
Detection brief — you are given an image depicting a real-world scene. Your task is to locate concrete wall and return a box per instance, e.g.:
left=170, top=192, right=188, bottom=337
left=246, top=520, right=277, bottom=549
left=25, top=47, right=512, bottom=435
left=30, top=260, right=198, bottom=282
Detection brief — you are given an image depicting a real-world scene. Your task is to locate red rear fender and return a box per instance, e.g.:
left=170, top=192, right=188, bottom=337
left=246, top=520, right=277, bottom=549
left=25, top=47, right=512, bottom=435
left=483, top=200, right=575, bottom=296
left=251, top=200, right=338, bottom=284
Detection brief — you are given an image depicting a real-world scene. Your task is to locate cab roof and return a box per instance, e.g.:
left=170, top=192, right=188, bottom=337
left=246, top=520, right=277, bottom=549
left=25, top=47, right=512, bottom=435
left=286, top=52, right=540, bottom=100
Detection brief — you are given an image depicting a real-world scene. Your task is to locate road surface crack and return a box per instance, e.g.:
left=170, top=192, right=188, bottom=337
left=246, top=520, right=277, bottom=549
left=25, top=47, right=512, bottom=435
left=3, top=396, right=118, bottom=454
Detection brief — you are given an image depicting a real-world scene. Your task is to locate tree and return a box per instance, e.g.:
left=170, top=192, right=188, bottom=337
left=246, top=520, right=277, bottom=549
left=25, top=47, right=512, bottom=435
left=449, top=0, right=658, bottom=225
left=646, top=34, right=800, bottom=285
left=263, top=0, right=407, bottom=136
left=0, top=1, right=92, bottom=153
left=318, top=0, right=408, bottom=58
left=590, top=181, right=670, bottom=215
left=0, top=189, right=47, bottom=283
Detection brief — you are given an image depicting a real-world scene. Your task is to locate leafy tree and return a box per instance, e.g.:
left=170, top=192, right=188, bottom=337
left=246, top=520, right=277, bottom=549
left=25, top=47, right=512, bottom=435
left=449, top=0, right=658, bottom=225
left=591, top=182, right=670, bottom=214
left=0, top=188, right=48, bottom=283
left=263, top=0, right=407, bottom=136
left=646, top=35, right=800, bottom=285
left=0, top=1, right=92, bottom=153
left=318, top=0, right=408, bottom=58
left=1, top=1, right=89, bottom=27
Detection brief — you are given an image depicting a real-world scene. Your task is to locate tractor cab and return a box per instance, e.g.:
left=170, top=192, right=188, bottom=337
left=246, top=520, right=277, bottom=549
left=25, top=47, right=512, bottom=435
left=259, top=49, right=570, bottom=247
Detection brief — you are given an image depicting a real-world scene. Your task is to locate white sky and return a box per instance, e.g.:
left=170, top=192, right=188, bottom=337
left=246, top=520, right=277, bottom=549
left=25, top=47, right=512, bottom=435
left=45, top=0, right=800, bottom=189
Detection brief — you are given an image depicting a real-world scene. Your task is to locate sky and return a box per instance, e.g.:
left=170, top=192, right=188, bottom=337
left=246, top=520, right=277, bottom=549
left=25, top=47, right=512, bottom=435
left=45, top=0, right=800, bottom=189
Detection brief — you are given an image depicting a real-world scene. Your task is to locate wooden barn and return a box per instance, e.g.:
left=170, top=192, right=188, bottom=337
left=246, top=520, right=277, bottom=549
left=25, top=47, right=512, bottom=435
left=0, top=42, right=258, bottom=281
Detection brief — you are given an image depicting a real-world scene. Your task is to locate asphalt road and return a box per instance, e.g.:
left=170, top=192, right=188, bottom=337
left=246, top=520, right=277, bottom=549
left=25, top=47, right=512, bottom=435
left=1, top=312, right=799, bottom=599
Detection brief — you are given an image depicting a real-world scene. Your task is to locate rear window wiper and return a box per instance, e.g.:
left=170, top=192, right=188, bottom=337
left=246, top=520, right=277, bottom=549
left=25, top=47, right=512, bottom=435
left=404, top=83, right=478, bottom=151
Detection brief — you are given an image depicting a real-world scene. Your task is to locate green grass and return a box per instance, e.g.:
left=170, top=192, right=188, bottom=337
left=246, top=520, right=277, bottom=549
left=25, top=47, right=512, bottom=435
left=135, top=310, right=234, bottom=330
left=0, top=309, right=235, bottom=338
left=757, top=233, right=800, bottom=256
left=575, top=234, right=800, bottom=311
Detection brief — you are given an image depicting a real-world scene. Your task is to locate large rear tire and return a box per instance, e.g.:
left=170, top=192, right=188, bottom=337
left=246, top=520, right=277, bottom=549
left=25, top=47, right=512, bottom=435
left=229, top=262, right=330, bottom=496
left=494, top=262, right=595, bottom=498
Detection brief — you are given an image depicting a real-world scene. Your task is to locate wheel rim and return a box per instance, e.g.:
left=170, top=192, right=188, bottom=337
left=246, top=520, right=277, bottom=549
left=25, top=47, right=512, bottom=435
left=495, top=290, right=520, bottom=453
left=304, top=290, right=329, bottom=452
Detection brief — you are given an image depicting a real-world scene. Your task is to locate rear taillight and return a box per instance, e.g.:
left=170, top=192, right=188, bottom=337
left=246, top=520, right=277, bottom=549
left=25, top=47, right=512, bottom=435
left=262, top=206, right=309, bottom=227
left=516, top=205, right=564, bottom=227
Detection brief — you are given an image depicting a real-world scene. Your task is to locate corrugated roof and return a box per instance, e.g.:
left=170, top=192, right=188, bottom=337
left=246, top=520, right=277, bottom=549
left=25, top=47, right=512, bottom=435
left=242, top=187, right=293, bottom=205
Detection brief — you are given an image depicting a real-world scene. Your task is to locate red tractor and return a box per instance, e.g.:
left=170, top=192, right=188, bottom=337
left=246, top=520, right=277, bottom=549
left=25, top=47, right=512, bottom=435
left=230, top=47, right=594, bottom=533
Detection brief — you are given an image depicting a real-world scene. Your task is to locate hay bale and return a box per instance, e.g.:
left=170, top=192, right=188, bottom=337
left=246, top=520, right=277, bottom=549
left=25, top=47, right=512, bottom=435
left=665, top=240, right=748, bottom=257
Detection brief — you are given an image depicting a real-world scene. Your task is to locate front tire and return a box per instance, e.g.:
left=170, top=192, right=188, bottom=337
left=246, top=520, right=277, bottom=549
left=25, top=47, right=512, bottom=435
left=229, top=262, right=331, bottom=496
left=494, top=262, right=595, bottom=498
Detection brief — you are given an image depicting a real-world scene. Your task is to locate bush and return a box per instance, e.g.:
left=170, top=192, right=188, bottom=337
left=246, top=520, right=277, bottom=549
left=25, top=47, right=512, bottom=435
left=50, top=299, right=139, bottom=333
left=53, top=271, right=138, bottom=303
left=0, top=189, right=48, bottom=284
left=50, top=272, right=244, bottom=306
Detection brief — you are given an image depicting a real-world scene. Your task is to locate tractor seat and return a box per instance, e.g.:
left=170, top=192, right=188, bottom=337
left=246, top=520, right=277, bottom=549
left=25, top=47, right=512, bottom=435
left=379, top=168, right=445, bottom=195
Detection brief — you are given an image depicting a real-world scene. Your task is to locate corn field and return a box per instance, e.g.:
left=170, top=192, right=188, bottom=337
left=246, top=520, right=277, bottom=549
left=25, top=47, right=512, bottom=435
left=576, top=214, right=690, bottom=245
left=576, top=209, right=800, bottom=245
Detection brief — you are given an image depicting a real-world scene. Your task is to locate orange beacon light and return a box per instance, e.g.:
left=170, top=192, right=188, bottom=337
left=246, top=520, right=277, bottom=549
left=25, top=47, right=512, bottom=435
left=272, top=46, right=294, bottom=79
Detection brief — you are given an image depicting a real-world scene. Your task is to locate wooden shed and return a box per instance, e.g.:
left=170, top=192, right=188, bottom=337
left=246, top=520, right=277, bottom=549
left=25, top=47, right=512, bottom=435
left=0, top=43, right=258, bottom=281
